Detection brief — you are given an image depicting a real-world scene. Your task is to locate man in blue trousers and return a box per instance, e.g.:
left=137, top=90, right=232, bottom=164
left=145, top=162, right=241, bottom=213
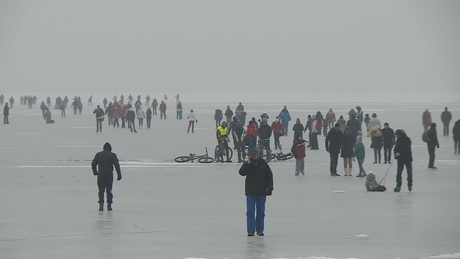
left=239, top=148, right=274, bottom=236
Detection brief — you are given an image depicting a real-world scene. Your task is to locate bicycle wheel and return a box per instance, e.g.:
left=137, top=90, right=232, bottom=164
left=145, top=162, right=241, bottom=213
left=260, top=148, right=271, bottom=162
left=215, top=145, right=222, bottom=162
left=264, top=149, right=272, bottom=162
left=198, top=156, right=214, bottom=163
left=277, top=152, right=294, bottom=161
left=224, top=147, right=233, bottom=161
left=175, top=156, right=191, bottom=163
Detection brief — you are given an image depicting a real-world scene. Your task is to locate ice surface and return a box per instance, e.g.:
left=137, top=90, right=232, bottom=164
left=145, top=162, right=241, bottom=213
left=1, top=92, right=460, bottom=259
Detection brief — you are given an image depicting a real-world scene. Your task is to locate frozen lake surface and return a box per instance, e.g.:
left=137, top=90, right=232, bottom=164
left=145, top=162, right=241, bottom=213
left=1, top=92, right=460, bottom=259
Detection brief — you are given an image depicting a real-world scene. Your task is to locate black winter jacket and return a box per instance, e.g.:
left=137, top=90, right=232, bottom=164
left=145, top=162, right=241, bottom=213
left=394, top=135, right=412, bottom=163
left=258, top=124, right=272, bottom=140
left=347, top=118, right=361, bottom=137
left=239, top=158, right=273, bottom=196
left=293, top=123, right=304, bottom=136
left=325, top=128, right=344, bottom=153
left=91, top=150, right=122, bottom=177
left=382, top=127, right=395, bottom=148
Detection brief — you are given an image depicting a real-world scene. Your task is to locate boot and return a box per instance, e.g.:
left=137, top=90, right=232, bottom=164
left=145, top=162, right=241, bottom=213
left=356, top=172, right=363, bottom=177
left=99, top=203, right=103, bottom=211
left=378, top=154, right=381, bottom=164
left=455, top=144, right=458, bottom=154
left=373, top=154, right=377, bottom=164
left=344, top=168, right=348, bottom=176
left=362, top=171, right=367, bottom=176
left=107, top=204, right=112, bottom=211
left=348, top=168, right=352, bottom=176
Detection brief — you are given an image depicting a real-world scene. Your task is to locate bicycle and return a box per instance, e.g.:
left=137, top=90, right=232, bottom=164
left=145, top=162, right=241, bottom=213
left=270, top=144, right=294, bottom=161
left=174, top=147, right=215, bottom=163
left=257, top=138, right=272, bottom=162
left=215, top=139, right=233, bottom=162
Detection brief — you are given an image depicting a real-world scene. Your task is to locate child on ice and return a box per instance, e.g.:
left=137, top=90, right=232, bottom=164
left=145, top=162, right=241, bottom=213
left=365, top=171, right=387, bottom=192
left=292, top=134, right=307, bottom=176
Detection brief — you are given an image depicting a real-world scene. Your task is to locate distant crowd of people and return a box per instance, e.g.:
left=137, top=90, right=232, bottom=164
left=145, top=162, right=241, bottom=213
left=2, top=93, right=460, bottom=194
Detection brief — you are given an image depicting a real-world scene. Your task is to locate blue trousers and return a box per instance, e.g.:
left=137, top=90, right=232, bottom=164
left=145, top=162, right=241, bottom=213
left=246, top=195, right=266, bottom=233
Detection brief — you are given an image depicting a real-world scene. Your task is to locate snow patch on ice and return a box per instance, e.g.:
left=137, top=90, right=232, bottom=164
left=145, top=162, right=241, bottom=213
left=427, top=253, right=460, bottom=259
left=184, top=257, right=370, bottom=259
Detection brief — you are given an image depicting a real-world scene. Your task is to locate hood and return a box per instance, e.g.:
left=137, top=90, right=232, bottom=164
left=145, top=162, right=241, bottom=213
left=366, top=172, right=376, bottom=182
left=103, top=142, right=112, bottom=151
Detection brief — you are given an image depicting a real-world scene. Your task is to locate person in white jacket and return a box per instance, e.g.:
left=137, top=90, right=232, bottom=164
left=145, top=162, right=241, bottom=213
left=187, top=109, right=198, bottom=133
left=369, top=113, right=381, bottom=135
left=137, top=106, right=145, bottom=128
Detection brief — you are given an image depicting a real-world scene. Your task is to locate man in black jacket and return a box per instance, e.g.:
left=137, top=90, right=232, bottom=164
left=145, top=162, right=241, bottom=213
left=257, top=118, right=272, bottom=150
left=441, top=107, right=452, bottom=136
left=381, top=123, right=395, bottom=164
left=239, top=148, right=273, bottom=236
left=394, top=129, right=413, bottom=192
left=346, top=114, right=361, bottom=140
left=3, top=103, right=9, bottom=124
left=92, top=143, right=122, bottom=211
left=325, top=123, right=344, bottom=176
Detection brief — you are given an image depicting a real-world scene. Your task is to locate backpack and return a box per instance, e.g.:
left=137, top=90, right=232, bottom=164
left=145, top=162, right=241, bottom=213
left=422, top=131, right=430, bottom=142
left=316, top=121, right=322, bottom=131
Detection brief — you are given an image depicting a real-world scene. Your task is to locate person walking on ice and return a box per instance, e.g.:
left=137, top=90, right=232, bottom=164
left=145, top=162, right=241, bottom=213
left=91, top=142, right=122, bottom=211
left=394, top=129, right=413, bottom=192
left=187, top=109, right=197, bottom=133
left=292, top=134, right=307, bottom=176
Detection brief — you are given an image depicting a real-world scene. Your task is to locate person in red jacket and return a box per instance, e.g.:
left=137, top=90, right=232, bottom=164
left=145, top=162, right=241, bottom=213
left=160, top=101, right=167, bottom=119
left=120, top=104, right=127, bottom=128
left=271, top=118, right=284, bottom=150
left=292, top=134, right=307, bottom=176
left=244, top=121, right=258, bottom=148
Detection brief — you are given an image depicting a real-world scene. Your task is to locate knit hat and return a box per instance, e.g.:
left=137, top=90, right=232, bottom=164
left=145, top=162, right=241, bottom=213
left=249, top=148, right=258, bottom=155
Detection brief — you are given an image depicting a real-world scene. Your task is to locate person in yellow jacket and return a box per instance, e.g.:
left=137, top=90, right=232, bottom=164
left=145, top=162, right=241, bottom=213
left=216, top=121, right=231, bottom=162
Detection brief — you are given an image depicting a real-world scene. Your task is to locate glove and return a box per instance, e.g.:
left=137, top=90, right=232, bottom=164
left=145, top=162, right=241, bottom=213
left=93, top=172, right=98, bottom=176
left=326, top=149, right=330, bottom=153
left=266, top=191, right=272, bottom=196
left=117, top=175, right=122, bottom=181
left=437, top=145, right=440, bottom=148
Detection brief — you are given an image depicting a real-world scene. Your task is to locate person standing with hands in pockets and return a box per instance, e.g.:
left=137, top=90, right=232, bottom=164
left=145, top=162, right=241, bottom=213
left=239, top=148, right=274, bottom=237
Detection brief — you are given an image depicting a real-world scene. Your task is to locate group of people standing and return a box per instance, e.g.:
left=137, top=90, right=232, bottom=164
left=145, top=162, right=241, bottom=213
left=91, top=94, right=178, bottom=133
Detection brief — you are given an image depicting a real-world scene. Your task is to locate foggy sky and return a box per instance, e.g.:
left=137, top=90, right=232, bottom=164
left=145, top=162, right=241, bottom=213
left=1, top=0, right=459, bottom=94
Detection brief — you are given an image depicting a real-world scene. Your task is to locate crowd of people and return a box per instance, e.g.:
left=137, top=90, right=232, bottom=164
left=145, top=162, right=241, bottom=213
left=213, top=103, right=459, bottom=195
left=3, top=92, right=460, bottom=237
left=3, top=93, right=460, bottom=192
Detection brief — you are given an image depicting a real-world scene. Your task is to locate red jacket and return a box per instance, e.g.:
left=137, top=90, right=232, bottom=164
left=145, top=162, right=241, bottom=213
left=246, top=124, right=258, bottom=137
left=293, top=139, right=306, bottom=158
left=160, top=103, right=167, bottom=111
left=271, top=121, right=284, bottom=134
left=121, top=105, right=127, bottom=118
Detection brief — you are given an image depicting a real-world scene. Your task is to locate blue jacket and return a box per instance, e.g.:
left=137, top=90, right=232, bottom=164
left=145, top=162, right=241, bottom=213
left=279, top=112, right=291, bottom=126
left=353, top=142, right=365, bottom=159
